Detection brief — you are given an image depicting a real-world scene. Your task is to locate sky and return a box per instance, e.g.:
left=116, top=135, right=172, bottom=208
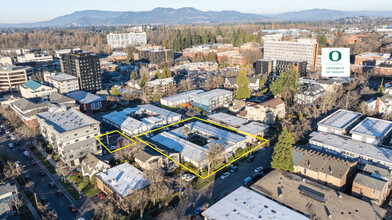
left=1, top=0, right=392, bottom=23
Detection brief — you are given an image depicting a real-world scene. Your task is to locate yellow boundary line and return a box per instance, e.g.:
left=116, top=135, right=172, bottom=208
left=133, top=116, right=269, bottom=179
left=95, top=130, right=137, bottom=153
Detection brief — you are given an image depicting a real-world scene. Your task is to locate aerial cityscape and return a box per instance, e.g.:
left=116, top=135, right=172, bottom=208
left=1, top=1, right=392, bottom=220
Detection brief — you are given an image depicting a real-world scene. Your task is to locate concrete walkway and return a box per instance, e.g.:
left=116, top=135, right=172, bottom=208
left=13, top=180, right=41, bottom=220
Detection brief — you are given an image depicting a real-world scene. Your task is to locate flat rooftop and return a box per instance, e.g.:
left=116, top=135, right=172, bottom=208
left=151, top=131, right=206, bottom=163
left=251, top=171, right=387, bottom=220
left=238, top=122, right=268, bottom=136
left=208, top=112, right=247, bottom=128
left=318, top=109, right=362, bottom=130
left=138, top=104, right=181, bottom=118
left=194, top=89, right=233, bottom=100
left=185, top=121, right=246, bottom=144
left=351, top=117, right=392, bottom=138
left=36, top=107, right=99, bottom=133
left=160, top=89, right=204, bottom=102
left=48, top=72, right=78, bottom=81
left=102, top=111, right=129, bottom=126
left=96, top=163, right=149, bottom=198
left=309, top=131, right=392, bottom=167
left=202, top=186, right=308, bottom=220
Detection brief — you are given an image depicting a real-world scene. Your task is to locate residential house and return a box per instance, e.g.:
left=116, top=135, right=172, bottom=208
left=125, top=79, right=142, bottom=90
left=0, top=183, right=18, bottom=218
left=81, top=153, right=110, bottom=179
left=66, top=90, right=107, bottom=114
left=366, top=95, right=392, bottom=116
left=238, top=98, right=285, bottom=124
left=224, top=76, right=260, bottom=92
left=294, top=83, right=325, bottom=105
left=352, top=173, right=389, bottom=206
left=145, top=77, right=175, bottom=95
left=96, top=163, right=150, bottom=211
left=19, top=80, right=58, bottom=98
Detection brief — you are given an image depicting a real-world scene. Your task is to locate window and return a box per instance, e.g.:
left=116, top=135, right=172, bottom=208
left=325, top=174, right=328, bottom=181
left=304, top=168, right=307, bottom=174
left=374, top=190, right=380, bottom=195
left=75, top=139, right=79, bottom=142
left=74, top=133, right=77, bottom=136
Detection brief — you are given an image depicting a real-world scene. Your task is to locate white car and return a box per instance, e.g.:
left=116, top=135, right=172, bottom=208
left=0, top=124, right=5, bottom=128
left=182, top=173, right=195, bottom=182
left=15, top=161, right=21, bottom=167
left=10, top=135, right=16, bottom=140
left=254, top=166, right=264, bottom=173
left=8, top=143, right=14, bottom=148
left=221, top=172, right=230, bottom=180
left=23, top=151, right=30, bottom=157
left=5, top=130, right=10, bottom=134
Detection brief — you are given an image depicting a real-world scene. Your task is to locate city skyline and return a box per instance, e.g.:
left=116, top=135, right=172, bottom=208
left=1, top=0, right=392, bottom=23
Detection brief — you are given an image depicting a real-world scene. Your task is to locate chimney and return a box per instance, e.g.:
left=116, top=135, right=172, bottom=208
left=375, top=97, right=381, bottom=113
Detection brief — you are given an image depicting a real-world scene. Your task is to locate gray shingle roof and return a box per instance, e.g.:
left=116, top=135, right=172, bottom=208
left=354, top=173, right=387, bottom=192
left=363, top=164, right=391, bottom=179
left=0, top=183, right=17, bottom=196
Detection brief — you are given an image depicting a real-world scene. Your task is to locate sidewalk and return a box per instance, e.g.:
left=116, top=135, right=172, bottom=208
left=32, top=141, right=57, bottom=167
left=13, top=180, right=41, bottom=220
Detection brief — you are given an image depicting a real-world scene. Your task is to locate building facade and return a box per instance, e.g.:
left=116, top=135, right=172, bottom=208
left=193, top=89, right=233, bottom=112
left=107, top=32, right=147, bottom=49
left=19, top=80, right=58, bottom=98
left=255, top=59, right=308, bottom=77
left=60, top=52, right=102, bottom=92
left=138, top=49, right=174, bottom=65
left=238, top=98, right=286, bottom=124
left=0, top=66, right=33, bottom=91
left=44, top=72, right=80, bottom=93
left=263, top=39, right=319, bottom=72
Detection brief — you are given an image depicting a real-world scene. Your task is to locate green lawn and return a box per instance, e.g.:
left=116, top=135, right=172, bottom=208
left=194, top=175, right=216, bottom=191
left=81, top=182, right=100, bottom=197
left=59, top=181, right=80, bottom=200
left=31, top=148, right=56, bottom=174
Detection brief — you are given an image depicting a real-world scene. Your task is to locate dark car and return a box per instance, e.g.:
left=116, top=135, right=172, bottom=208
left=41, top=197, right=48, bottom=204
left=56, top=190, right=64, bottom=197
left=39, top=171, right=45, bottom=176
left=250, top=172, right=263, bottom=180
left=25, top=175, right=32, bottom=181
left=45, top=202, right=52, bottom=210
left=69, top=204, right=78, bottom=212
left=247, top=155, right=255, bottom=162
left=49, top=182, right=56, bottom=188
left=230, top=166, right=238, bottom=173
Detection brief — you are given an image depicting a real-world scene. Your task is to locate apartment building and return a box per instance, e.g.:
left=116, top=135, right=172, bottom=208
left=96, top=163, right=150, bottom=211
left=292, top=147, right=357, bottom=190
left=107, top=32, right=147, bottom=49
left=36, top=106, right=101, bottom=166
left=0, top=65, right=33, bottom=91
left=263, top=39, right=319, bottom=72
left=317, top=109, right=363, bottom=135
left=66, top=91, right=107, bottom=114
left=193, top=89, right=233, bottom=112
left=145, top=77, right=175, bottom=95
left=60, top=51, right=102, bottom=92
left=44, top=72, right=79, bottom=93
left=352, top=172, right=389, bottom=206
left=294, top=83, right=325, bottom=105
left=19, top=80, right=58, bottom=98
left=238, top=98, right=286, bottom=124
left=255, top=59, right=308, bottom=77
left=138, top=49, right=174, bottom=65
left=350, top=117, right=392, bottom=146
left=160, top=90, right=204, bottom=108
left=224, top=76, right=260, bottom=92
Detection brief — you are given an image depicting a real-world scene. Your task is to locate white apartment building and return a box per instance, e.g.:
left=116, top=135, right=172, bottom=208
left=107, top=32, right=147, bottom=49
left=44, top=72, right=80, bottom=93
left=36, top=106, right=101, bottom=166
left=17, top=53, right=53, bottom=63
left=263, top=39, right=319, bottom=72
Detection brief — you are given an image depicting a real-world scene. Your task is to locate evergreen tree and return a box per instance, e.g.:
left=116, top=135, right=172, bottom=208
left=259, top=75, right=267, bottom=89
left=130, top=71, right=137, bottom=80
left=271, top=126, right=295, bottom=172
left=140, top=73, right=148, bottom=88
left=270, top=65, right=299, bottom=105
left=216, top=25, right=222, bottom=36
left=236, top=68, right=251, bottom=99
left=126, top=47, right=134, bottom=63
left=206, top=52, right=217, bottom=62
left=377, top=78, right=385, bottom=94
left=110, top=86, right=121, bottom=96
left=317, top=34, right=328, bottom=48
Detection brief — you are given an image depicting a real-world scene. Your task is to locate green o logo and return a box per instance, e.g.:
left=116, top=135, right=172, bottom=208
left=329, top=51, right=342, bottom=62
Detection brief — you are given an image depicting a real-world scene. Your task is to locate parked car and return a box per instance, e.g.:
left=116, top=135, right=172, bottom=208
left=30, top=159, right=37, bottom=166
left=5, top=130, right=10, bottom=134
left=23, top=151, right=30, bottom=157
left=69, top=204, right=78, bottom=212
left=8, top=143, right=14, bottom=148
left=182, top=173, right=196, bottom=182
left=247, top=155, right=255, bottom=162
left=221, top=172, right=230, bottom=180
left=244, top=177, right=253, bottom=185
left=25, top=175, right=32, bottom=181
left=49, top=182, right=56, bottom=188
left=56, top=190, right=64, bottom=197
left=39, top=171, right=46, bottom=176
left=230, top=166, right=238, bottom=173
left=98, top=192, right=106, bottom=199
left=15, top=161, right=22, bottom=167
left=19, top=147, right=25, bottom=152
left=251, top=172, right=262, bottom=180
left=45, top=202, right=52, bottom=210
left=254, top=166, right=263, bottom=173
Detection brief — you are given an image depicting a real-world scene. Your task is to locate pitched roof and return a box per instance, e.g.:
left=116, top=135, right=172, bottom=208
left=22, top=80, right=43, bottom=91
left=260, top=98, right=285, bottom=109
left=81, top=153, right=109, bottom=176
left=363, top=164, right=391, bottom=179
left=134, top=147, right=162, bottom=163
left=354, top=173, right=387, bottom=192
left=12, top=98, right=49, bottom=111
left=66, top=91, right=103, bottom=104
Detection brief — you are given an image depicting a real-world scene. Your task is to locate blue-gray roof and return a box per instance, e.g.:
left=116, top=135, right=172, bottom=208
left=138, top=104, right=181, bottom=118
left=66, top=91, right=103, bottom=104
left=23, top=80, right=43, bottom=91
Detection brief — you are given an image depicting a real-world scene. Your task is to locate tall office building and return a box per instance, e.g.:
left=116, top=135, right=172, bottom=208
left=60, top=52, right=102, bottom=92
left=107, top=32, right=147, bottom=49
left=263, top=39, right=319, bottom=72
left=138, top=49, right=174, bottom=65
left=256, top=59, right=307, bottom=77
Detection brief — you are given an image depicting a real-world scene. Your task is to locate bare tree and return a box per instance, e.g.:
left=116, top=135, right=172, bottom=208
left=9, top=195, right=23, bottom=215
left=205, top=143, right=225, bottom=174
left=338, top=90, right=361, bottom=110
left=145, top=167, right=170, bottom=208
left=56, top=161, right=68, bottom=182
left=3, top=161, right=21, bottom=180
left=127, top=188, right=149, bottom=218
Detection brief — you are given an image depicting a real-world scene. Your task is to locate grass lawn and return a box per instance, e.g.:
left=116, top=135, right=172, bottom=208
left=194, top=175, right=216, bottom=191
left=59, top=180, right=80, bottom=200
left=31, top=148, right=56, bottom=174
left=80, top=182, right=100, bottom=197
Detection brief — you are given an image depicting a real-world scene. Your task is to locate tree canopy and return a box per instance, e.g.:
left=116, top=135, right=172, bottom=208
left=126, top=47, right=134, bottom=63
left=271, top=126, right=295, bottom=172
left=130, top=70, right=137, bottom=80
left=235, top=68, right=251, bottom=99
left=270, top=65, right=299, bottom=105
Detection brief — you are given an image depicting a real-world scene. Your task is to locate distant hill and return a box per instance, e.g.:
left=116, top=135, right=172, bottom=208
left=1, top=7, right=391, bottom=27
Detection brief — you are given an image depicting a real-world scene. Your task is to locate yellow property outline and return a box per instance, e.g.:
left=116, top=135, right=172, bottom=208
left=133, top=117, right=269, bottom=179
left=95, top=130, right=137, bottom=153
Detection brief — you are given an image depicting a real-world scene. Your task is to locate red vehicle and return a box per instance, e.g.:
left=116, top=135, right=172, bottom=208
left=69, top=204, right=78, bottom=212
left=98, top=192, right=106, bottom=199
